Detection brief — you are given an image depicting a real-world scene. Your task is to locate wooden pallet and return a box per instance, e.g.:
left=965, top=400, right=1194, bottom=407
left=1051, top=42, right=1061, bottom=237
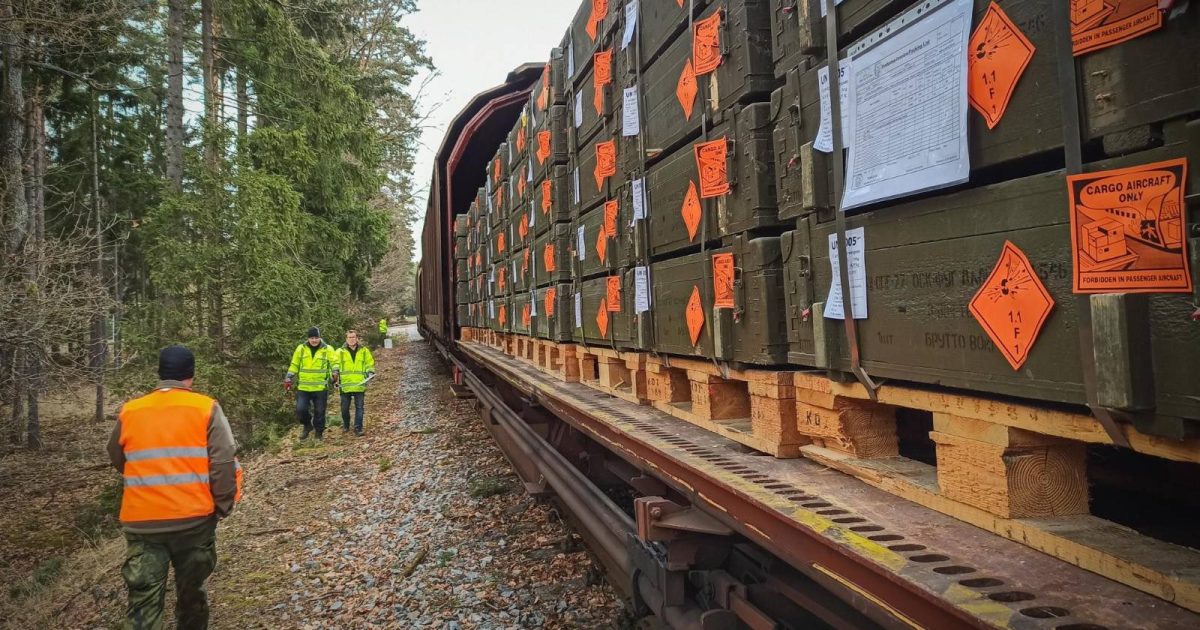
left=572, top=346, right=651, bottom=406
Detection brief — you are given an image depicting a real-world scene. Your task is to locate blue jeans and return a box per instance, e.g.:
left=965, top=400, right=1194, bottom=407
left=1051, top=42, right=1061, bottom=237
left=295, top=390, right=328, bottom=434
left=340, top=392, right=365, bottom=431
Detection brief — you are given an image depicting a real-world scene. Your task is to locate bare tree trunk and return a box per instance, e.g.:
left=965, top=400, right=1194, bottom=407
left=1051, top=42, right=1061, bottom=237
left=0, top=5, right=27, bottom=254
left=24, top=85, right=45, bottom=448
left=165, top=0, right=186, bottom=191
left=201, top=0, right=219, bottom=168
left=91, top=90, right=106, bottom=424
left=9, top=351, right=23, bottom=444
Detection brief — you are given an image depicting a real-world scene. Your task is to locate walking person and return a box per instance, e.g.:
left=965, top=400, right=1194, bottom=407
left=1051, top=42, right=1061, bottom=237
left=107, top=345, right=243, bottom=630
left=284, top=327, right=339, bottom=440
left=336, top=329, right=376, bottom=436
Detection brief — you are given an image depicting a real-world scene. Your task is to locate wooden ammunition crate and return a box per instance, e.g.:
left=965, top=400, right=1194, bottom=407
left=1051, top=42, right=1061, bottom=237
left=486, top=294, right=510, bottom=333
left=572, top=127, right=624, bottom=218
left=534, top=223, right=573, bottom=287
left=650, top=235, right=789, bottom=365
left=509, top=246, right=532, bottom=294
left=573, top=194, right=634, bottom=280
left=534, top=283, right=574, bottom=342
left=773, top=0, right=1200, bottom=220
left=509, top=204, right=534, bottom=253
left=573, top=273, right=637, bottom=347
left=644, top=103, right=781, bottom=259
left=620, top=0, right=774, bottom=172
left=566, top=0, right=620, bottom=90
left=455, top=281, right=468, bottom=306
left=619, top=0, right=711, bottom=72
left=532, top=165, right=572, bottom=237
left=510, top=290, right=533, bottom=337
left=507, top=102, right=531, bottom=168
left=529, top=49, right=567, bottom=115
left=789, top=138, right=1199, bottom=435
left=568, top=53, right=616, bottom=153
left=532, top=104, right=569, bottom=183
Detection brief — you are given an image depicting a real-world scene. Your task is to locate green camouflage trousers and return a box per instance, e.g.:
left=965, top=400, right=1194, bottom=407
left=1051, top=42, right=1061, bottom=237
left=121, top=520, right=217, bottom=630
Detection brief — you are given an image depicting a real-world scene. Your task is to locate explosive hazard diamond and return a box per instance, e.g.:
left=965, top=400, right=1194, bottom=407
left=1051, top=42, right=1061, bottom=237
left=596, top=298, right=610, bottom=338
left=685, top=285, right=705, bottom=346
left=968, top=2, right=1035, bottom=129
left=968, top=241, right=1055, bottom=371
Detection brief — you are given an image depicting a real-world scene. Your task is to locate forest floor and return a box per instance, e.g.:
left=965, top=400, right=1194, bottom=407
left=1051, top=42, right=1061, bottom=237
left=0, top=329, right=626, bottom=629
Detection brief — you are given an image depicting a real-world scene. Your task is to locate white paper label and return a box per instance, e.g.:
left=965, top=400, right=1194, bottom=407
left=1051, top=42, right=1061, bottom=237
left=530, top=290, right=537, bottom=316
left=824, top=227, right=868, bottom=320
left=489, top=299, right=495, bottom=318
left=527, top=155, right=533, bottom=181
left=573, top=167, right=581, bottom=205
left=490, top=265, right=495, bottom=284
left=622, top=0, right=638, bottom=49
left=576, top=225, right=586, bottom=260
left=567, top=36, right=575, bottom=78
left=841, top=0, right=972, bottom=210
left=485, top=174, right=492, bottom=195
left=820, top=0, right=845, bottom=17
left=574, top=93, right=583, bottom=128
left=529, top=202, right=536, bottom=227
left=622, top=86, right=640, bottom=137
left=815, top=63, right=852, bottom=154
left=508, top=142, right=513, bottom=164
left=574, top=293, right=583, bottom=328
left=631, top=178, right=646, bottom=221
left=634, top=266, right=651, bottom=313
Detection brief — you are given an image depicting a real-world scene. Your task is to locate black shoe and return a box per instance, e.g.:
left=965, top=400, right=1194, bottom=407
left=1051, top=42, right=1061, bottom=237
left=301, top=427, right=311, bottom=440
left=315, top=432, right=324, bottom=441
left=354, top=429, right=364, bottom=437
left=342, top=424, right=350, bottom=432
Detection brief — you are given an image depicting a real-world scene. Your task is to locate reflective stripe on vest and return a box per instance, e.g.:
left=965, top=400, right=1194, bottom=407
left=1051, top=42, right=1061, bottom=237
left=118, top=388, right=215, bottom=524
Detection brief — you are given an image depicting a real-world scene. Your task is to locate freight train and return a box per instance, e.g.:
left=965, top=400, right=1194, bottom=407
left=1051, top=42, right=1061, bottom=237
left=419, top=1, right=1200, bottom=627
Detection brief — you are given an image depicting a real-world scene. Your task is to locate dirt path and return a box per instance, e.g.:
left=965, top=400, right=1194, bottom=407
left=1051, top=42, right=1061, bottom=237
left=3, top=337, right=624, bottom=629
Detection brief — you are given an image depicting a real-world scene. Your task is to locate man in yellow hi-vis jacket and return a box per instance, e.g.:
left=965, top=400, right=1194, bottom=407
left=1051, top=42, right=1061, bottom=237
left=284, top=327, right=339, bottom=440
left=335, top=330, right=376, bottom=436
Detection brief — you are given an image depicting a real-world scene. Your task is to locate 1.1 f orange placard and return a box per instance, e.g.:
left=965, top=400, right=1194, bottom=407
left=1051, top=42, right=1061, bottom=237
left=968, top=2, right=1035, bottom=130
left=545, top=288, right=556, bottom=316
left=969, top=241, right=1055, bottom=371
left=685, top=285, right=705, bottom=346
left=1067, top=158, right=1192, bottom=294
left=681, top=180, right=702, bottom=241
left=677, top=59, right=697, bottom=120
left=596, top=298, right=609, bottom=337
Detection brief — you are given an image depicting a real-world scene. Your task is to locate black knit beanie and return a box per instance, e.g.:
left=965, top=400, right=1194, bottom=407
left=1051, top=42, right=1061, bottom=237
left=307, top=327, right=320, bottom=338
left=158, top=345, right=196, bottom=381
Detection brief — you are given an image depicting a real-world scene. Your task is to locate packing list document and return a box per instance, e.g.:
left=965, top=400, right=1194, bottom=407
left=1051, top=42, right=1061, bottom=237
left=841, top=0, right=972, bottom=210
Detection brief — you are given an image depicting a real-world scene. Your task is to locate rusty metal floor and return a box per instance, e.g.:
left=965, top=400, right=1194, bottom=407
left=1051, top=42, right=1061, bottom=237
left=459, top=340, right=1199, bottom=630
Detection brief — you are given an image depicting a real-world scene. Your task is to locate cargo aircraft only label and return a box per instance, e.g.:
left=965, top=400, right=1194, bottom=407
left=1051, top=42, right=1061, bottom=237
left=1071, top=0, right=1164, bottom=56
left=1066, top=158, right=1192, bottom=294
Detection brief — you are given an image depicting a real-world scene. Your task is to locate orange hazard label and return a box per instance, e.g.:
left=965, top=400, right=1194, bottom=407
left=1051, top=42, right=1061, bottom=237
left=594, top=49, right=613, bottom=115
left=586, top=0, right=608, bottom=41
left=539, top=63, right=551, bottom=112
left=1067, top=158, right=1192, bottom=294
left=713, top=253, right=735, bottom=308
left=545, top=288, right=556, bottom=316
left=694, top=138, right=730, bottom=198
left=677, top=59, right=697, bottom=121
left=522, top=248, right=530, bottom=274
left=499, top=305, right=507, bottom=327
left=603, top=199, right=618, bottom=237
left=517, top=125, right=527, bottom=153
left=494, top=186, right=504, bottom=211
left=518, top=213, right=529, bottom=241
left=969, top=3, right=1035, bottom=130
left=607, top=276, right=621, bottom=312
left=1071, top=0, right=1162, bottom=56
left=517, top=170, right=527, bottom=198
left=498, top=267, right=506, bottom=290
left=536, top=130, right=552, bottom=165
left=596, top=228, right=608, bottom=264
left=681, top=180, right=702, bottom=242
left=497, top=232, right=506, bottom=254
left=541, top=179, right=553, bottom=214
left=685, top=285, right=704, bottom=346
left=594, top=140, right=616, bottom=191
left=969, top=241, right=1054, bottom=371
left=544, top=243, right=556, bottom=272
left=522, top=303, right=531, bottom=328
left=693, top=12, right=722, bottom=75
left=493, top=158, right=500, bottom=184
left=596, top=298, right=610, bottom=337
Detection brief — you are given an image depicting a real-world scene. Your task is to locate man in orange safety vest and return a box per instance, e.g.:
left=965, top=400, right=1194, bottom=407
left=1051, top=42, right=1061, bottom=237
left=107, top=345, right=243, bottom=629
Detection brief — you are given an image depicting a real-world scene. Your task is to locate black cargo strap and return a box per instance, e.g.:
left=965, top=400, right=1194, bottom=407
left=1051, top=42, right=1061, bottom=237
left=824, top=0, right=879, bottom=400
left=1051, top=1, right=1130, bottom=449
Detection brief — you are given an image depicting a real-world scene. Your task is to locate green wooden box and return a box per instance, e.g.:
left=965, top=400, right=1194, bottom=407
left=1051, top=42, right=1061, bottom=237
left=571, top=126, right=624, bottom=218
left=572, top=274, right=637, bottom=347
left=573, top=193, right=634, bottom=280
left=532, top=104, right=569, bottom=182
left=566, top=0, right=620, bottom=90
left=535, top=283, right=575, bottom=342
left=534, top=223, right=573, bottom=287
left=650, top=235, right=788, bottom=365
left=644, top=103, right=781, bottom=259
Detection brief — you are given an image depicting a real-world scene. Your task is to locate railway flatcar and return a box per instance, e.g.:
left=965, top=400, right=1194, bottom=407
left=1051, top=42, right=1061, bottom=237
left=419, top=1, right=1200, bottom=628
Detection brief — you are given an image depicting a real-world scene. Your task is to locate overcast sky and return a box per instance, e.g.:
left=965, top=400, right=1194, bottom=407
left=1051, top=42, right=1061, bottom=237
left=405, top=0, right=580, bottom=258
